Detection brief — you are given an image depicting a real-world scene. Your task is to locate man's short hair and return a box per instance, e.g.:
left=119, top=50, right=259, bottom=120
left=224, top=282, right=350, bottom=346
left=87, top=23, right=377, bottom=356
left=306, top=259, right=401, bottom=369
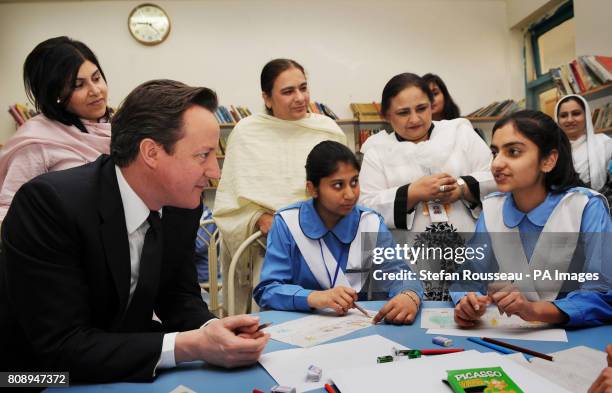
left=110, top=79, right=218, bottom=167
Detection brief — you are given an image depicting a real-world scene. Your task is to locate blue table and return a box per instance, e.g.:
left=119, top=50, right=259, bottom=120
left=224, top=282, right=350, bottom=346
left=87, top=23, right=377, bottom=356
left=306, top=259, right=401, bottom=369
left=48, top=301, right=611, bottom=393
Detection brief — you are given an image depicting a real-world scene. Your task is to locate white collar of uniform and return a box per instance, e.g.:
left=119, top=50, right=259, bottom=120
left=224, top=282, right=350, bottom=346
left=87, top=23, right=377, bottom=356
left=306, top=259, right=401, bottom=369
left=114, top=165, right=162, bottom=235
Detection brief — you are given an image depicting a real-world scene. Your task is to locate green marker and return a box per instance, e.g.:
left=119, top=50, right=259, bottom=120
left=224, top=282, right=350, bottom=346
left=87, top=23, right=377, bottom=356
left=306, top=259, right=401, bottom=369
left=393, top=347, right=422, bottom=359
left=377, top=355, right=394, bottom=363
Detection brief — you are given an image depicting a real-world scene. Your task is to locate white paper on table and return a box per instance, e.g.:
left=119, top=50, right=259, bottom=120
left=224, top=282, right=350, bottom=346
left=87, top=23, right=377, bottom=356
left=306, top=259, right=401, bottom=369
left=331, top=350, right=573, bottom=393
left=258, top=335, right=406, bottom=393
left=426, top=326, right=568, bottom=341
left=263, top=308, right=375, bottom=347
left=422, top=307, right=551, bottom=329
left=505, top=346, right=607, bottom=393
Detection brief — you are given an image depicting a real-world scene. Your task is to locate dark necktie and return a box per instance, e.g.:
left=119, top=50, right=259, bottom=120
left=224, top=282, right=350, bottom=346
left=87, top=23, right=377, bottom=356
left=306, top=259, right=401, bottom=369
left=123, top=211, right=163, bottom=332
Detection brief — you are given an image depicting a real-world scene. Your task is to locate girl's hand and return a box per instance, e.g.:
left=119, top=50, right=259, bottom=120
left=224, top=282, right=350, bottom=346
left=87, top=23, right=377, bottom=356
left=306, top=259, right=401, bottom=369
left=410, top=173, right=457, bottom=203
left=307, top=286, right=358, bottom=315
left=373, top=292, right=419, bottom=325
left=488, top=282, right=536, bottom=321
left=454, top=292, right=490, bottom=327
left=256, top=213, right=274, bottom=235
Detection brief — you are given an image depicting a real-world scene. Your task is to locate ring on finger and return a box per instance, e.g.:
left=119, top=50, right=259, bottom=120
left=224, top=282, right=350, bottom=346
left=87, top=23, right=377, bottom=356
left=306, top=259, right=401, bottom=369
left=439, top=185, right=446, bottom=192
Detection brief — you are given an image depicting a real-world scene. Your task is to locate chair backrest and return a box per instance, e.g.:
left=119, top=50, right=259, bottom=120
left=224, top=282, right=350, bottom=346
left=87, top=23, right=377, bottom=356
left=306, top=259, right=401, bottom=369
left=197, top=218, right=222, bottom=314
left=227, top=231, right=265, bottom=316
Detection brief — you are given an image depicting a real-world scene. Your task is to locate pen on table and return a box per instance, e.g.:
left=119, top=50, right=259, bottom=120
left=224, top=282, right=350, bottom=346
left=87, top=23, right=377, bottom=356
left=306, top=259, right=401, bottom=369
left=467, top=337, right=514, bottom=354
left=353, top=302, right=371, bottom=318
left=482, top=337, right=553, bottom=361
left=256, top=322, right=272, bottom=331
left=324, top=383, right=338, bottom=393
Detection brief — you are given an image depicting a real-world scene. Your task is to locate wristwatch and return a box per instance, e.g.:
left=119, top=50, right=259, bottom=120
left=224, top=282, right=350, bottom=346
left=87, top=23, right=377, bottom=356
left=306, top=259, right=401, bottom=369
left=457, top=177, right=466, bottom=200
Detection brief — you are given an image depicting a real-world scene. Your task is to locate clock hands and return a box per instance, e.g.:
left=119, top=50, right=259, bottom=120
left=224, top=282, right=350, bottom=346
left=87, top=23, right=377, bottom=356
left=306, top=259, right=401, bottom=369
left=134, top=21, right=161, bottom=35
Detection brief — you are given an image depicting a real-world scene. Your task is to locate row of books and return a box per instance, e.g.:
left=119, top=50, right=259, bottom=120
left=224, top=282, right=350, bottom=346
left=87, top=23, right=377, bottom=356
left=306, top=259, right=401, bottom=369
left=8, top=104, right=38, bottom=126
left=593, top=103, right=612, bottom=132
left=215, top=136, right=228, bottom=157
left=466, top=99, right=520, bottom=118
left=551, top=55, right=611, bottom=96
left=214, top=105, right=252, bottom=125
left=309, top=102, right=339, bottom=120
left=356, top=128, right=385, bottom=152
left=350, top=102, right=384, bottom=121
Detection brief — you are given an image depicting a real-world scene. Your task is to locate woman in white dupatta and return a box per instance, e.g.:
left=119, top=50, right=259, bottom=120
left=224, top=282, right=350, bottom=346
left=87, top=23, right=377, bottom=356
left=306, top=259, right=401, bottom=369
left=554, top=94, right=612, bottom=192
left=359, top=73, right=496, bottom=300
left=214, top=59, right=346, bottom=314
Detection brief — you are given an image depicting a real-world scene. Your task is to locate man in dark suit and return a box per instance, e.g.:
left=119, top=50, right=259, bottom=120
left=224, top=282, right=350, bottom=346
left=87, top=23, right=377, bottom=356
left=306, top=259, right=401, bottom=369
left=0, top=80, right=269, bottom=383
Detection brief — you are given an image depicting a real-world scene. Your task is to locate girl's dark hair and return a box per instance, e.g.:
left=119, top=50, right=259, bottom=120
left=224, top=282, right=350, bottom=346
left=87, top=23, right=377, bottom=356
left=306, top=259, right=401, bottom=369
left=492, top=110, right=584, bottom=192
left=557, top=95, right=586, bottom=114
left=381, top=73, right=433, bottom=116
left=422, top=73, right=461, bottom=119
left=260, top=58, right=305, bottom=115
left=306, top=141, right=360, bottom=187
left=23, top=36, right=108, bottom=133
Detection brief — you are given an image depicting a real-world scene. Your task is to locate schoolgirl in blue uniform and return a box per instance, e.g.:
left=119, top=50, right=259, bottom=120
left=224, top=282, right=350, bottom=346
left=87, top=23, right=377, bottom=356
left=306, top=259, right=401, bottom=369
left=453, top=110, right=611, bottom=327
left=254, top=141, right=423, bottom=324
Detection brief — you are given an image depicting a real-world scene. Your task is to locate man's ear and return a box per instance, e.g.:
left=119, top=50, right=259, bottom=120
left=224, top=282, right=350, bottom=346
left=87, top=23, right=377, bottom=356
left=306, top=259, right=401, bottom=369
left=306, top=181, right=317, bottom=198
left=541, top=149, right=559, bottom=173
left=139, top=138, right=161, bottom=169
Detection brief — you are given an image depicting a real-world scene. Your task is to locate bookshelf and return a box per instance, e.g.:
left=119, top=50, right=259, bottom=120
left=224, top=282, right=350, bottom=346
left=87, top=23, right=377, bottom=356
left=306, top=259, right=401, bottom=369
left=583, top=82, right=612, bottom=99
left=466, top=116, right=502, bottom=122
left=595, top=126, right=612, bottom=135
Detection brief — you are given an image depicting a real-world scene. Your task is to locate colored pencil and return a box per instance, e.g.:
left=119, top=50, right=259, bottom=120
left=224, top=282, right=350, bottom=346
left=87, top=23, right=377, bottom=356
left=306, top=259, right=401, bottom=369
left=482, top=337, right=553, bottom=361
left=467, top=337, right=514, bottom=354
left=419, top=348, right=464, bottom=355
left=324, top=383, right=338, bottom=393
left=353, top=302, right=371, bottom=318
left=256, top=322, right=272, bottom=331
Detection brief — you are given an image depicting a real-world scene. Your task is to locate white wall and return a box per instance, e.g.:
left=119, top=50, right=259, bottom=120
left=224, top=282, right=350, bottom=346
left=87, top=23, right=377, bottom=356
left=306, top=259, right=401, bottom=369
left=0, top=0, right=515, bottom=142
left=574, top=0, right=612, bottom=56
left=505, top=0, right=558, bottom=29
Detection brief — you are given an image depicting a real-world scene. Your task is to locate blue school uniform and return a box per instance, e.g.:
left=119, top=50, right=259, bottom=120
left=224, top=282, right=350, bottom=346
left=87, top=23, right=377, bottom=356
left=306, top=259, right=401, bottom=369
left=451, top=187, right=612, bottom=327
left=253, top=199, right=423, bottom=311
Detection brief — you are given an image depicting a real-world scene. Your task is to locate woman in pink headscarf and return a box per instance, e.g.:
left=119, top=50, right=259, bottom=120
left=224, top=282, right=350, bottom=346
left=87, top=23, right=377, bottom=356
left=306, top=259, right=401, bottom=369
left=0, top=37, right=111, bottom=223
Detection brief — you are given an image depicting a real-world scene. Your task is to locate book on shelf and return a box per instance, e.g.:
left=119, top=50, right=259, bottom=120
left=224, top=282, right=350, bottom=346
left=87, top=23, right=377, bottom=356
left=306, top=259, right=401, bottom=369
left=8, top=103, right=38, bottom=127
left=309, top=101, right=339, bottom=120
left=214, top=105, right=252, bottom=125
left=350, top=102, right=384, bottom=122
left=551, top=55, right=612, bottom=96
left=356, top=127, right=385, bottom=152
left=466, top=99, right=519, bottom=119
left=593, top=102, right=612, bottom=132
left=218, top=135, right=228, bottom=155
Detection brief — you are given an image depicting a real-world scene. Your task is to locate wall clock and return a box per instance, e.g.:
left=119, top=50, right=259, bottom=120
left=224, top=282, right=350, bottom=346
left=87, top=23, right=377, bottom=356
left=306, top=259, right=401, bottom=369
left=128, top=3, right=171, bottom=46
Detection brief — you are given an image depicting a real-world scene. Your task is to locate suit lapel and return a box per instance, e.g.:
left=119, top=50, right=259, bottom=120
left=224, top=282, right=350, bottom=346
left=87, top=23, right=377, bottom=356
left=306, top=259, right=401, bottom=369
left=97, top=157, right=131, bottom=326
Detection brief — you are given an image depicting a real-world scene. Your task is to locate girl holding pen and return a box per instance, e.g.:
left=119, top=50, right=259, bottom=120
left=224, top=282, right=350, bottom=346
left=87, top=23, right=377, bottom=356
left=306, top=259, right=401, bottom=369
left=452, top=110, right=611, bottom=328
left=254, top=141, right=423, bottom=324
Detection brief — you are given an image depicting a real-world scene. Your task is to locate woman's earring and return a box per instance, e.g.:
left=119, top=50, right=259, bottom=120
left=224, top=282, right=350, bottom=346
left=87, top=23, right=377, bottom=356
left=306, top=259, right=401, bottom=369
left=56, top=97, right=61, bottom=104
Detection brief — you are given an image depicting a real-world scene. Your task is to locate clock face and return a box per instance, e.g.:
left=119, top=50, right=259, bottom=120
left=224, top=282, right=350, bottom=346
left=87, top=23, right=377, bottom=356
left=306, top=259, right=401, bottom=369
left=128, top=3, right=171, bottom=45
